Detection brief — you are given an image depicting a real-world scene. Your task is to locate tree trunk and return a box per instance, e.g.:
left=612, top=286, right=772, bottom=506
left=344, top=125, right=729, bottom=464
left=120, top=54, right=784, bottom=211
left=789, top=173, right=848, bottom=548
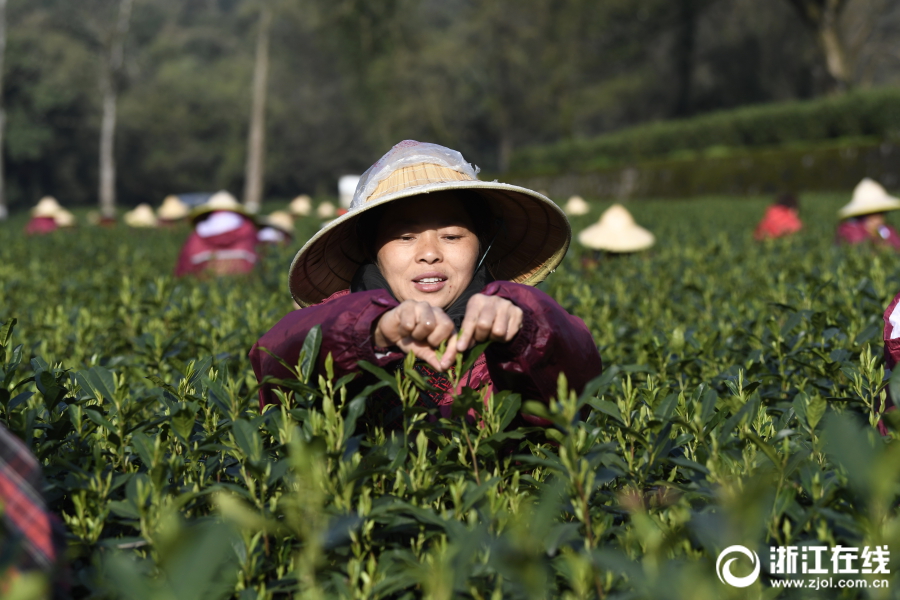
left=673, top=0, right=696, bottom=117
left=243, top=7, right=272, bottom=215
left=785, top=0, right=851, bottom=91
left=99, top=74, right=117, bottom=218
left=0, top=0, right=8, bottom=221
left=818, top=10, right=851, bottom=89
left=98, top=0, right=134, bottom=219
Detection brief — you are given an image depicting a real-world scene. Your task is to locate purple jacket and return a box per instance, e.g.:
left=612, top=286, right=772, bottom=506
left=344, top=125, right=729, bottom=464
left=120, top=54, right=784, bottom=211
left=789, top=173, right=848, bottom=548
left=836, top=220, right=900, bottom=249
left=249, top=281, right=603, bottom=425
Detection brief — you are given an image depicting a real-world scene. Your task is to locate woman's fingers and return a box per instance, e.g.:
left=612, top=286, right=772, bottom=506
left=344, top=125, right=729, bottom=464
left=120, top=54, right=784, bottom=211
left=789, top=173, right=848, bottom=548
left=440, top=333, right=459, bottom=371
left=381, top=301, right=435, bottom=342
left=458, top=295, right=485, bottom=350
left=506, top=305, right=524, bottom=342
left=425, top=308, right=455, bottom=346
left=376, top=295, right=523, bottom=368
left=396, top=302, right=421, bottom=338
left=373, top=307, right=397, bottom=347
left=395, top=337, right=444, bottom=372
left=458, top=294, right=524, bottom=350
left=489, top=301, right=510, bottom=341
left=374, top=301, right=457, bottom=367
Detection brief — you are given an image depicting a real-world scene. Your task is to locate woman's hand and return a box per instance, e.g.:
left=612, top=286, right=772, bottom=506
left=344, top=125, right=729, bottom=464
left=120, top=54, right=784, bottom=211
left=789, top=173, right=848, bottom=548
left=374, top=300, right=458, bottom=371
left=456, top=294, right=523, bottom=352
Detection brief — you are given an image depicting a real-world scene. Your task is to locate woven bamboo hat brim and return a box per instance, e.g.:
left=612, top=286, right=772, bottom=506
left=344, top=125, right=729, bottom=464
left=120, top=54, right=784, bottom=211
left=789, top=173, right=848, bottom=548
left=158, top=195, right=190, bottom=221
left=288, top=140, right=571, bottom=307
left=838, top=178, right=900, bottom=219
left=32, top=196, right=62, bottom=218
left=565, top=195, right=590, bottom=216
left=261, top=210, right=294, bottom=235
left=124, top=204, right=159, bottom=228
left=190, top=190, right=249, bottom=223
left=578, top=204, right=654, bottom=252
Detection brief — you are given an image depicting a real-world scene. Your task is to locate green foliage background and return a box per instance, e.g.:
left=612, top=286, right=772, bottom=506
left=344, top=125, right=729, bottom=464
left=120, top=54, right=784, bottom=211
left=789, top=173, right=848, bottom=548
left=2, top=195, right=900, bottom=598
left=7, top=0, right=900, bottom=211
left=511, top=88, right=900, bottom=174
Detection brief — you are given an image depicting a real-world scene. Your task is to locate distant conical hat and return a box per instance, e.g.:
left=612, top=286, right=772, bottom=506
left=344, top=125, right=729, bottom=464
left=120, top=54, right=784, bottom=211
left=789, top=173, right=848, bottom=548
left=564, top=195, right=590, bottom=216
left=32, top=196, right=62, bottom=218
left=158, top=195, right=190, bottom=221
left=838, top=178, right=900, bottom=219
left=190, top=190, right=249, bottom=222
left=338, top=175, right=361, bottom=209
left=124, top=203, right=158, bottom=228
left=316, top=201, right=336, bottom=219
left=578, top=204, right=654, bottom=252
left=289, top=194, right=312, bottom=216
left=54, top=208, right=76, bottom=228
left=261, top=210, right=294, bottom=235
left=86, top=210, right=102, bottom=225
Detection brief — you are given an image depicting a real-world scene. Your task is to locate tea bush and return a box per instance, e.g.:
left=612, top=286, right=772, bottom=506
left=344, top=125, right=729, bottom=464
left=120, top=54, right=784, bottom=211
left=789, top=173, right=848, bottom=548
left=509, top=139, right=900, bottom=200
left=511, top=87, right=900, bottom=174
left=1, top=195, right=900, bottom=599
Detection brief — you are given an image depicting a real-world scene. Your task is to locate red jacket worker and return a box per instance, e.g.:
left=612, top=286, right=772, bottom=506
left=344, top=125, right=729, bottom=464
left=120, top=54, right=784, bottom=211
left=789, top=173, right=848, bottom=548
left=24, top=197, right=64, bottom=235
left=754, top=193, right=802, bottom=241
left=174, top=191, right=259, bottom=277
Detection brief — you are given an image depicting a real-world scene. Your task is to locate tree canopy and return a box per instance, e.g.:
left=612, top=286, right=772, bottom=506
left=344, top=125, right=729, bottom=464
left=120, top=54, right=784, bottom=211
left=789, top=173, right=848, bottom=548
left=3, top=0, right=899, bottom=211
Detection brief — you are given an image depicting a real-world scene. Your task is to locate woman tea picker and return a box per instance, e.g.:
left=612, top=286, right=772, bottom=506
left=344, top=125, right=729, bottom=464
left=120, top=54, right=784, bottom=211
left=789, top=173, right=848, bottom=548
left=250, top=141, right=603, bottom=428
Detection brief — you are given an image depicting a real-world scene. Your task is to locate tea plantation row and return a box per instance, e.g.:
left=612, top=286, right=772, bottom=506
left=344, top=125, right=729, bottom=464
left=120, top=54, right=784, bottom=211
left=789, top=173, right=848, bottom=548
left=0, top=195, right=898, bottom=599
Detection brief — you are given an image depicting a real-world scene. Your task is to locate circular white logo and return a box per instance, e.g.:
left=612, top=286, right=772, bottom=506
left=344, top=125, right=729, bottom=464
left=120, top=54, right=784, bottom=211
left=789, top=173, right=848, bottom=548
left=716, top=545, right=761, bottom=588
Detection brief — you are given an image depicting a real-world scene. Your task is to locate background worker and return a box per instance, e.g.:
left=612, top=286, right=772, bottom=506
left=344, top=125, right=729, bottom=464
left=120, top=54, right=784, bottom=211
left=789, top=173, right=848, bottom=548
left=174, top=191, right=259, bottom=277
left=836, top=178, right=900, bottom=249
left=754, top=193, right=802, bottom=240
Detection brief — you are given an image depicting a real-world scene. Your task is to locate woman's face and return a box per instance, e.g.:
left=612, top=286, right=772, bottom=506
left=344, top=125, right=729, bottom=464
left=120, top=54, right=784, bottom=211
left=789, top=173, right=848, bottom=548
left=375, top=194, right=480, bottom=309
left=863, top=212, right=886, bottom=235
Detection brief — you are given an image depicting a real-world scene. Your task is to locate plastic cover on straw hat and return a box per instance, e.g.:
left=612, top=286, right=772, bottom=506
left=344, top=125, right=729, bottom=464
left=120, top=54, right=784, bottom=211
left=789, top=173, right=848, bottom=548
left=289, top=195, right=312, bottom=216
left=288, top=140, right=571, bottom=307
left=564, top=195, right=590, bottom=215
left=190, top=190, right=248, bottom=222
left=124, top=203, right=159, bottom=228
left=32, top=196, right=62, bottom=218
left=838, top=178, right=900, bottom=219
left=578, top=203, right=655, bottom=252
left=158, top=195, right=190, bottom=221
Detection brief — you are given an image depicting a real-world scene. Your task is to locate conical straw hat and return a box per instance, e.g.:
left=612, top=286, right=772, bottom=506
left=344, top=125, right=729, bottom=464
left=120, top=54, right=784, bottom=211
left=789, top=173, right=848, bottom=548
left=54, top=208, right=76, bottom=228
left=289, top=140, right=570, bottom=307
left=124, top=203, right=158, bottom=228
left=577, top=204, right=654, bottom=252
left=261, top=210, right=294, bottom=235
left=158, top=195, right=190, bottom=221
left=32, top=196, right=62, bottom=218
left=316, top=201, right=336, bottom=219
left=565, top=195, right=590, bottom=216
left=289, top=194, right=312, bottom=216
left=190, top=190, right=248, bottom=222
left=838, top=178, right=900, bottom=219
